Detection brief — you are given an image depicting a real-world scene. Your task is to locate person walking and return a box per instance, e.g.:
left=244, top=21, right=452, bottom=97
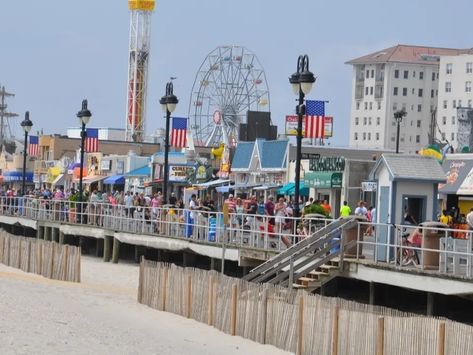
left=340, top=201, right=351, bottom=217
left=354, top=201, right=368, bottom=217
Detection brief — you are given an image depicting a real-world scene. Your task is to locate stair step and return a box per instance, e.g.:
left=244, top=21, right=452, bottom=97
left=319, top=264, right=339, bottom=271
left=330, top=257, right=340, bottom=265
left=292, top=283, right=307, bottom=289
left=297, top=277, right=318, bottom=286
left=308, top=270, right=329, bottom=279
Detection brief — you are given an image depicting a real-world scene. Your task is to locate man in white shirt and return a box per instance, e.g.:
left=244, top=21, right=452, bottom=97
left=467, top=208, right=473, bottom=230
left=354, top=201, right=368, bottom=217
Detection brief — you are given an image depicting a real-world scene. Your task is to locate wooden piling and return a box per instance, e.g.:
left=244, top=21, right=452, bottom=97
left=162, top=268, right=169, bottom=312
left=186, top=274, right=192, bottom=318
left=63, top=246, right=69, bottom=281
left=437, top=322, right=445, bottom=355
left=376, top=317, right=384, bottom=355
left=138, top=256, right=144, bottom=303
left=207, top=276, right=214, bottom=326
left=230, top=284, right=238, bottom=336
left=331, top=305, right=339, bottom=355
left=297, top=296, right=304, bottom=355
left=112, top=237, right=120, bottom=263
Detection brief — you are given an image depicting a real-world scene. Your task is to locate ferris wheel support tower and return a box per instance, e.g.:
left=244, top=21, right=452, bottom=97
left=125, top=0, right=155, bottom=142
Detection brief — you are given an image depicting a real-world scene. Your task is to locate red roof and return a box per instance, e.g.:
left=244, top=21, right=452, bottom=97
left=346, top=44, right=473, bottom=65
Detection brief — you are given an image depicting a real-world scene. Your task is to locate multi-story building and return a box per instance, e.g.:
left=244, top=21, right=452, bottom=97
left=437, top=54, right=473, bottom=150
left=346, top=45, right=470, bottom=153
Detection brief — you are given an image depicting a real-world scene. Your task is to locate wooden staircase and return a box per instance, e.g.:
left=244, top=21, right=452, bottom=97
left=293, top=257, right=341, bottom=292
left=243, top=218, right=358, bottom=291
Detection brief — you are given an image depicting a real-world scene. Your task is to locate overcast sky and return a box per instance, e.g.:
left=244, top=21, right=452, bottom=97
left=1, top=0, right=472, bottom=146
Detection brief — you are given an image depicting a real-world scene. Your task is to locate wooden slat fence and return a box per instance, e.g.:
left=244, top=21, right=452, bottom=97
left=138, top=258, right=473, bottom=355
left=0, top=231, right=80, bottom=282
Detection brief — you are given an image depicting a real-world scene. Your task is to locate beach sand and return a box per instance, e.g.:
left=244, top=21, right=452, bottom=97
left=0, top=256, right=291, bottom=355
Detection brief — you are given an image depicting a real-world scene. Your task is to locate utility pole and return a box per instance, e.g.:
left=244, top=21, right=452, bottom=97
left=0, top=86, right=19, bottom=151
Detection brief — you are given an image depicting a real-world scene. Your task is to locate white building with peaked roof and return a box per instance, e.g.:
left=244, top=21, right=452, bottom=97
left=346, top=45, right=472, bottom=153
left=437, top=54, right=473, bottom=150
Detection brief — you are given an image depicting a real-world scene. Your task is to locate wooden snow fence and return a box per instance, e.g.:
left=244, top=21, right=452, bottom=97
left=0, top=231, right=80, bottom=282
left=138, top=259, right=473, bottom=355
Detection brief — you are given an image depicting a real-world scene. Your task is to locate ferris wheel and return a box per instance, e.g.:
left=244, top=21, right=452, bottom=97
left=188, top=46, right=270, bottom=147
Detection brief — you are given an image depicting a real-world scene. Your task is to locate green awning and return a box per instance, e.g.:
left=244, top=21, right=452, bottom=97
left=304, top=171, right=342, bottom=189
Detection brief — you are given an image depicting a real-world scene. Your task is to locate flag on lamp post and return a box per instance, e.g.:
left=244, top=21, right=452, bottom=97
left=305, top=100, right=325, bottom=138
left=171, top=117, right=187, bottom=148
left=28, top=135, right=39, bottom=156
left=85, top=128, right=99, bottom=153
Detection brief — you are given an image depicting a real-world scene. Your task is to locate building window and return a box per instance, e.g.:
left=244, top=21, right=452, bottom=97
left=376, top=117, right=380, bottom=125
left=453, top=100, right=456, bottom=108
left=452, top=116, right=456, bottom=125
left=459, top=99, right=462, bottom=107
left=355, top=117, right=359, bottom=125
left=430, top=105, right=434, bottom=113
left=369, top=117, right=372, bottom=125
left=394, top=69, right=399, bottom=78
left=403, top=70, right=408, bottom=79
left=402, top=103, right=407, bottom=111
left=370, top=87, right=374, bottom=95
left=363, top=132, right=366, bottom=140
left=442, top=116, right=447, bottom=125
left=416, top=135, right=420, bottom=143
left=419, top=71, right=424, bottom=80
left=365, top=87, right=369, bottom=95
left=376, top=132, right=379, bottom=140
left=418, top=89, right=423, bottom=97
left=469, top=99, right=472, bottom=108
left=393, top=103, right=398, bottom=111
left=411, top=104, right=414, bottom=111
left=442, top=133, right=446, bottom=140
left=417, top=120, right=421, bottom=128
left=364, top=102, right=368, bottom=110
left=446, top=63, right=453, bottom=74
left=371, top=69, right=374, bottom=78
left=417, top=104, right=422, bottom=112
left=432, top=72, right=436, bottom=81
left=402, top=88, right=407, bottom=96
left=412, top=88, right=415, bottom=95
left=366, top=69, right=370, bottom=78
left=451, top=133, right=455, bottom=141
left=354, top=132, right=358, bottom=140
left=356, top=101, right=360, bottom=110
left=368, top=132, right=371, bottom=140
left=391, top=136, right=395, bottom=142
left=445, top=82, right=451, bottom=93
left=431, top=89, right=434, bottom=98
left=377, top=101, right=381, bottom=110
left=466, top=81, right=472, bottom=93
left=363, top=117, right=367, bottom=125
left=443, top=100, right=448, bottom=109
left=393, top=87, right=398, bottom=96
left=369, top=102, right=373, bottom=110
left=467, top=62, right=473, bottom=74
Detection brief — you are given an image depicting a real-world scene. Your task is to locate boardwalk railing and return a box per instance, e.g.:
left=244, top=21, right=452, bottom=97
left=0, top=230, right=81, bottom=282
left=138, top=259, right=473, bottom=355
left=0, top=196, right=332, bottom=253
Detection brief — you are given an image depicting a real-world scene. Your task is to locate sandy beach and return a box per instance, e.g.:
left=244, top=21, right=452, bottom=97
left=0, top=256, right=291, bottom=355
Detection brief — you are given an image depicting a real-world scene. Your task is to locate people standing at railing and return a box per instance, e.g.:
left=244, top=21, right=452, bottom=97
left=439, top=209, right=452, bottom=227
left=124, top=191, right=134, bottom=218
left=340, top=201, right=351, bottom=217
left=274, top=197, right=287, bottom=233
left=169, top=192, right=177, bottom=207
left=264, top=196, right=275, bottom=225
left=321, top=200, right=332, bottom=216
left=244, top=196, right=258, bottom=227
left=354, top=201, right=368, bottom=217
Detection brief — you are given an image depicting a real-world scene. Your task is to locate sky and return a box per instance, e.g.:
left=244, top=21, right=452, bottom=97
left=1, top=0, right=472, bottom=147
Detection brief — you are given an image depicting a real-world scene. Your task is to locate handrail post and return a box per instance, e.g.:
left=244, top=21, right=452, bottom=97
left=421, top=227, right=426, bottom=271
left=288, top=256, right=294, bottom=288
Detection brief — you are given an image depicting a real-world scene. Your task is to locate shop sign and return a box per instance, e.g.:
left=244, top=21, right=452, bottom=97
left=196, top=165, right=207, bottom=180
left=309, top=156, right=345, bottom=172
left=305, top=172, right=342, bottom=189
left=169, top=165, right=195, bottom=183
left=362, top=181, right=377, bottom=192
left=101, top=159, right=111, bottom=171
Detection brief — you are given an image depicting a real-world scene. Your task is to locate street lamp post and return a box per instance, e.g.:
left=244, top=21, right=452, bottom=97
left=394, top=109, right=407, bottom=154
left=289, top=55, right=315, bottom=218
left=76, top=100, right=92, bottom=223
left=20, top=111, right=33, bottom=196
left=160, top=81, right=178, bottom=205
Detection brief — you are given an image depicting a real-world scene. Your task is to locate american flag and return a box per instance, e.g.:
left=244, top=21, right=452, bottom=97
left=305, top=100, right=325, bottom=138
left=85, top=128, right=99, bottom=153
left=28, top=135, right=39, bottom=157
left=171, top=117, right=187, bottom=148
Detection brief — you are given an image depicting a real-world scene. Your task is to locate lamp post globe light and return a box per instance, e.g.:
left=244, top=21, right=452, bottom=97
left=289, top=55, right=315, bottom=218
left=76, top=99, right=92, bottom=223
left=20, top=111, right=33, bottom=196
left=160, top=81, right=178, bottom=205
left=394, top=109, right=407, bottom=154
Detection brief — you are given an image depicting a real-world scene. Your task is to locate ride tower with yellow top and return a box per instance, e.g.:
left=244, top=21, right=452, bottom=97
left=125, top=0, right=155, bottom=142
